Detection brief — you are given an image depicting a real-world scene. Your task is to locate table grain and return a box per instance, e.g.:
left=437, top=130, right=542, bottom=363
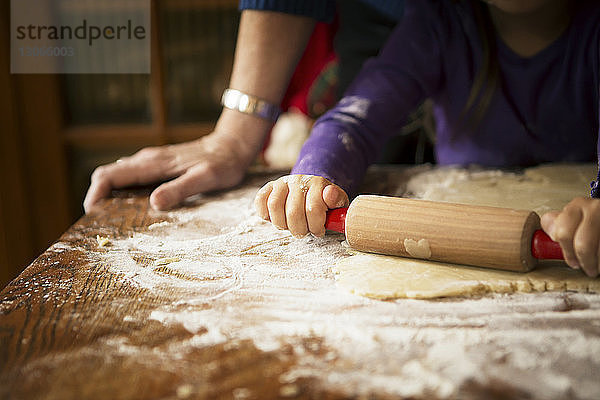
left=1, top=168, right=599, bottom=400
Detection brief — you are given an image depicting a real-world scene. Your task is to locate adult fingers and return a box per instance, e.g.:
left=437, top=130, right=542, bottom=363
left=83, top=170, right=115, bottom=213
left=149, top=171, right=203, bottom=211
left=149, top=159, right=237, bottom=210
left=254, top=182, right=274, bottom=221
left=83, top=148, right=174, bottom=213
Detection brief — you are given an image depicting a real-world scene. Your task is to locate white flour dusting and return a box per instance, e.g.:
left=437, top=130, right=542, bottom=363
left=90, top=180, right=600, bottom=400
left=336, top=96, right=371, bottom=119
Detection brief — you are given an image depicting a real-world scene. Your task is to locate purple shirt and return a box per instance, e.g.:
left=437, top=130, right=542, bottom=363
left=292, top=0, right=600, bottom=196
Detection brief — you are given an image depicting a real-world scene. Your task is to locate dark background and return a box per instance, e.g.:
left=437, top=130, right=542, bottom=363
left=0, top=0, right=240, bottom=288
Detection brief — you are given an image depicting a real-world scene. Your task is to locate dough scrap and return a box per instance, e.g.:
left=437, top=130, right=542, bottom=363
left=96, top=235, right=110, bottom=247
left=335, top=163, right=599, bottom=299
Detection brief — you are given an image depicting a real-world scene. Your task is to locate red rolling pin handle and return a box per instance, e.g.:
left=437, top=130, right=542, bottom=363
left=325, top=208, right=564, bottom=261
left=531, top=230, right=564, bottom=260
left=325, top=207, right=348, bottom=233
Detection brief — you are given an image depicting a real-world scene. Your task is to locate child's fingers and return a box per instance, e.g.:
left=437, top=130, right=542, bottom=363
left=305, top=181, right=329, bottom=237
left=254, top=181, right=274, bottom=221
left=267, top=179, right=290, bottom=230
left=285, top=181, right=309, bottom=238
left=259, top=175, right=346, bottom=238
left=572, top=211, right=600, bottom=277
left=322, top=184, right=349, bottom=209
left=551, top=205, right=583, bottom=270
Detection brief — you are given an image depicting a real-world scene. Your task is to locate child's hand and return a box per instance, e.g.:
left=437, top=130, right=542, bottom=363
left=541, top=197, right=600, bottom=278
left=254, top=174, right=349, bottom=238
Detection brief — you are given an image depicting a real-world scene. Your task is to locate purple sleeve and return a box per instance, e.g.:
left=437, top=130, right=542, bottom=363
left=291, top=0, right=444, bottom=195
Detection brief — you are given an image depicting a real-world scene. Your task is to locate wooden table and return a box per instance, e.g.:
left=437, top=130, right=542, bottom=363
left=1, top=168, right=600, bottom=400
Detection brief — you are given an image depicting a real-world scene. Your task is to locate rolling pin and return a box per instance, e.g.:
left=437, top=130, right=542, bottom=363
left=325, top=195, right=564, bottom=272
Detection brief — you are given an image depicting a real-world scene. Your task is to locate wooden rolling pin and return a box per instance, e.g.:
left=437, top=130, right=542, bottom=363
left=325, top=195, right=564, bottom=272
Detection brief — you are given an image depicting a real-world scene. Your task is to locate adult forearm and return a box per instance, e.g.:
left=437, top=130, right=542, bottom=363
left=215, top=10, right=316, bottom=161
left=230, top=10, right=316, bottom=103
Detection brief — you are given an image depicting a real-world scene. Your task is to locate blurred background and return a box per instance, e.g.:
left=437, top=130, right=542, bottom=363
left=0, top=0, right=240, bottom=288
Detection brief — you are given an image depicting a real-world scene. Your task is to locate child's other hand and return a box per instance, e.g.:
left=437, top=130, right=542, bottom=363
left=254, top=175, right=349, bottom=238
left=541, top=197, right=600, bottom=278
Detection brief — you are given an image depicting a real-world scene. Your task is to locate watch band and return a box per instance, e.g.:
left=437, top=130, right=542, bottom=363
left=221, top=88, right=282, bottom=122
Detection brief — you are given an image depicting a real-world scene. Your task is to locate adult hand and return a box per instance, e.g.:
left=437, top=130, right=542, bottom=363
left=84, top=9, right=316, bottom=213
left=541, top=197, right=600, bottom=278
left=84, top=130, right=250, bottom=213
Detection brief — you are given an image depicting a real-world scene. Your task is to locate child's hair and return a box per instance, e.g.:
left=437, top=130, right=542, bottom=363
left=459, top=0, right=500, bottom=129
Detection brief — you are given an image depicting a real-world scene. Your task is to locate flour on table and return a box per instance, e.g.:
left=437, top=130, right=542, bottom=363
left=87, top=171, right=600, bottom=399
left=335, top=163, right=599, bottom=299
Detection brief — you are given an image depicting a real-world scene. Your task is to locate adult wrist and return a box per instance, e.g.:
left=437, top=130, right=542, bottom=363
left=221, top=88, right=282, bottom=122
left=213, top=108, right=273, bottom=163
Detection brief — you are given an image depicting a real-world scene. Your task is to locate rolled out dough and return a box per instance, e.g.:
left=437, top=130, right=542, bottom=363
left=334, top=255, right=600, bottom=299
left=405, top=163, right=596, bottom=214
left=335, top=163, right=600, bottom=299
